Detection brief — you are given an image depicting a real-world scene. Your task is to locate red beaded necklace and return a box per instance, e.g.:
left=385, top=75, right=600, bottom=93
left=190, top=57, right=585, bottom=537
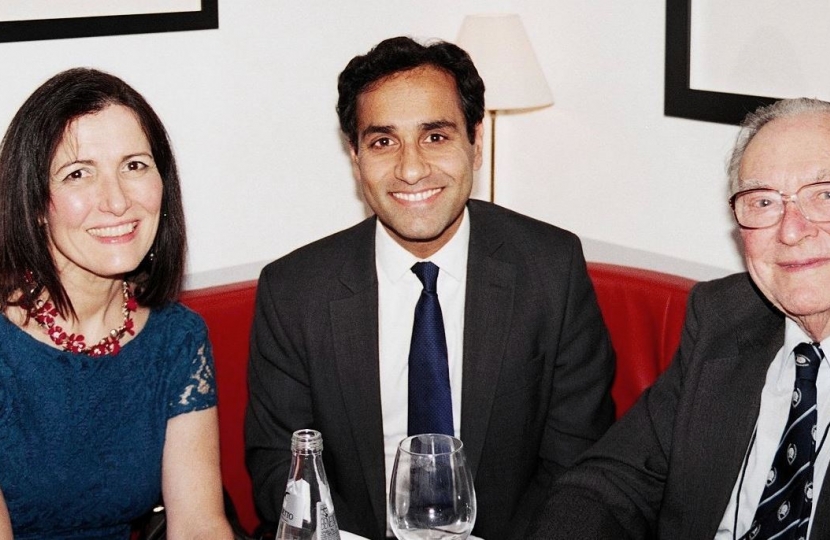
left=28, top=281, right=137, bottom=356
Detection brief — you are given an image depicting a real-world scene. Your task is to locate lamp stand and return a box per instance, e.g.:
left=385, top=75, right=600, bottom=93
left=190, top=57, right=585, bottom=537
left=489, top=109, right=497, bottom=203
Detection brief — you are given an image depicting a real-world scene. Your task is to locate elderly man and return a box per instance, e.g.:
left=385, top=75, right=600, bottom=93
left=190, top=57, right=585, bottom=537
left=245, top=36, right=615, bottom=540
left=528, top=97, right=830, bottom=540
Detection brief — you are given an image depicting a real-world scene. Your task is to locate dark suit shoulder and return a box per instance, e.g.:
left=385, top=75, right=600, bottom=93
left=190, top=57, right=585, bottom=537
left=259, top=216, right=375, bottom=286
left=692, top=271, right=753, bottom=295
left=689, top=272, right=777, bottom=320
left=468, top=199, right=578, bottom=238
left=685, top=271, right=783, bottom=350
left=466, top=199, right=582, bottom=260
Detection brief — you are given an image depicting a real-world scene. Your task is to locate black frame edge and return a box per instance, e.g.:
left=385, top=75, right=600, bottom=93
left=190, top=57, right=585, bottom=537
left=0, top=0, right=218, bottom=43
left=664, top=0, right=776, bottom=126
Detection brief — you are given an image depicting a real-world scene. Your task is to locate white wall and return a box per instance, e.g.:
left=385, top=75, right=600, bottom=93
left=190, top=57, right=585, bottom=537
left=499, top=1, right=743, bottom=281
left=0, top=1, right=745, bottom=288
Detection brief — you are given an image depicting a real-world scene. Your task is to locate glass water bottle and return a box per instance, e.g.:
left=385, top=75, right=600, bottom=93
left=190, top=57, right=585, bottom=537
left=276, top=429, right=341, bottom=540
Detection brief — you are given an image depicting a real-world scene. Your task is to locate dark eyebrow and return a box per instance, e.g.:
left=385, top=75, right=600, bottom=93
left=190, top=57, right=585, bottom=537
left=359, top=124, right=395, bottom=140
left=52, top=159, right=93, bottom=173
left=422, top=120, right=458, bottom=131
left=124, top=152, right=155, bottom=162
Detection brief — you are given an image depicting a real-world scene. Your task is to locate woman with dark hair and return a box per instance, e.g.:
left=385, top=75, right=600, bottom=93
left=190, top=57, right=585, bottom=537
left=0, top=68, right=232, bottom=539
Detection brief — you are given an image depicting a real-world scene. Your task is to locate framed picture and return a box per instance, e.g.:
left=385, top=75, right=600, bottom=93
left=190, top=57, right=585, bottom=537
left=664, top=0, right=776, bottom=125
left=0, top=0, right=217, bottom=43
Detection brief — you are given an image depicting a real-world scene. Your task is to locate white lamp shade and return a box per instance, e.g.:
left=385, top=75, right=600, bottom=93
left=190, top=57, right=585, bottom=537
left=456, top=14, right=553, bottom=112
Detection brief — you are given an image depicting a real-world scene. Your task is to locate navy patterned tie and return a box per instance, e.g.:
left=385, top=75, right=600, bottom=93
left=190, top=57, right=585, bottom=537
left=407, top=262, right=453, bottom=436
left=744, top=342, right=822, bottom=540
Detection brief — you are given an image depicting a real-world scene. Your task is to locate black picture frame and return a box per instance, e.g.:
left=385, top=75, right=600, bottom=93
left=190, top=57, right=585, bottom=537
left=664, top=0, right=777, bottom=125
left=0, top=0, right=217, bottom=43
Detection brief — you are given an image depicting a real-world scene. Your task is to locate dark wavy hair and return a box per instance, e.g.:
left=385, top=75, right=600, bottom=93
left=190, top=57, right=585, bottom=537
left=337, top=36, right=485, bottom=149
left=0, top=67, right=186, bottom=317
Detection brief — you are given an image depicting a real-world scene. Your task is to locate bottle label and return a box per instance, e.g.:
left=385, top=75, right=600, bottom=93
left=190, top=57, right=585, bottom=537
left=316, top=501, right=340, bottom=540
left=279, top=478, right=310, bottom=528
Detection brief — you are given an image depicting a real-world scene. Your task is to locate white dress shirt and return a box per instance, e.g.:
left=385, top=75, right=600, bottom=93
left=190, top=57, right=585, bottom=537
left=716, top=318, right=830, bottom=539
left=376, top=208, right=470, bottom=525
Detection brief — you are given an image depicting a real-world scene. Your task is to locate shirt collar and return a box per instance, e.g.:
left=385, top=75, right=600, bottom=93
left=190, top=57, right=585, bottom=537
left=375, top=207, right=470, bottom=284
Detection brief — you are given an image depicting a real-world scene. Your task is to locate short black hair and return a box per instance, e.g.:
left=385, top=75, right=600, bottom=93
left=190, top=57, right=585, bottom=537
left=0, top=67, right=186, bottom=316
left=337, top=36, right=485, bottom=148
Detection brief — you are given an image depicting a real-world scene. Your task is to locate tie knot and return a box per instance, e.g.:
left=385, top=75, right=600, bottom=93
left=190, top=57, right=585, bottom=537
left=412, top=261, right=439, bottom=293
left=793, top=342, right=823, bottom=382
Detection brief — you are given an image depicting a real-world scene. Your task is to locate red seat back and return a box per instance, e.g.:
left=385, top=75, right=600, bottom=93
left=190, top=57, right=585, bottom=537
left=180, top=281, right=258, bottom=533
left=587, top=263, right=695, bottom=417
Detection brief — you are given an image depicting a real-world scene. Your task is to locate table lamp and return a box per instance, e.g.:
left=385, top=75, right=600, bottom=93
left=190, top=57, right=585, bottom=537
left=457, top=14, right=554, bottom=202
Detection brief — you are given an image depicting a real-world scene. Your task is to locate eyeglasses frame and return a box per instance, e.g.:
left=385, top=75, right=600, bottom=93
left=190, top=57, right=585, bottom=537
left=728, top=181, right=830, bottom=230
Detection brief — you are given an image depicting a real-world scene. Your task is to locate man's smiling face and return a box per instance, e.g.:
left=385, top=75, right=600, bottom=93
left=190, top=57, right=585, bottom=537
left=349, top=65, right=482, bottom=259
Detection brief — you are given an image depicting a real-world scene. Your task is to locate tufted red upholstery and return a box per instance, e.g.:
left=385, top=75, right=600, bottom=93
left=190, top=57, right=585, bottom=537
left=178, top=263, right=696, bottom=533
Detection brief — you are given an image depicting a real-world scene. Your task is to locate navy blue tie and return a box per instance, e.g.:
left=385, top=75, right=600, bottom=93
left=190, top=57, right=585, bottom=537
left=743, top=342, right=822, bottom=540
left=407, top=262, right=453, bottom=436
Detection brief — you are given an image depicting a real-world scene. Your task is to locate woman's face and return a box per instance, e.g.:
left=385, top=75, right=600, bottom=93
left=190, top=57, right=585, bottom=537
left=47, top=104, right=163, bottom=283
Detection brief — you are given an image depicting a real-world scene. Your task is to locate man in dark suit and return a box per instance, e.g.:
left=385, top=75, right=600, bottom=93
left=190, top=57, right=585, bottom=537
left=528, top=98, right=830, bottom=540
left=245, top=36, right=615, bottom=540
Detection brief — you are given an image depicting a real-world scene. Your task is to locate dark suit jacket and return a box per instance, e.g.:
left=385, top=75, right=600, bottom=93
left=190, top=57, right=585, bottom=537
left=245, top=200, right=615, bottom=539
left=527, top=272, right=830, bottom=540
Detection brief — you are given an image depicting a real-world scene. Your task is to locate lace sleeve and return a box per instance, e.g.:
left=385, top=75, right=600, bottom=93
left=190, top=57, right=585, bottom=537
left=166, top=313, right=218, bottom=418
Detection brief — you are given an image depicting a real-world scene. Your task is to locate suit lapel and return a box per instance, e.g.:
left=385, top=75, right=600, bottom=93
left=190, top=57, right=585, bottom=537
left=329, top=218, right=387, bottom=534
left=460, top=203, right=516, bottom=477
left=691, top=346, right=778, bottom=535
left=680, top=289, right=784, bottom=538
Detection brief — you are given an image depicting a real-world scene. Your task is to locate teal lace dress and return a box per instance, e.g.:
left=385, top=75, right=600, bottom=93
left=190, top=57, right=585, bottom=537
left=0, top=302, right=218, bottom=539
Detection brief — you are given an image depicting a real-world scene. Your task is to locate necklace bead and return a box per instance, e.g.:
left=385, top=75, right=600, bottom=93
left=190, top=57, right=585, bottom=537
left=28, top=281, right=137, bottom=356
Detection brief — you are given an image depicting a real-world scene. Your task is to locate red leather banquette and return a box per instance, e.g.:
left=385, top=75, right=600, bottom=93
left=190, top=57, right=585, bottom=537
left=178, top=262, right=696, bottom=534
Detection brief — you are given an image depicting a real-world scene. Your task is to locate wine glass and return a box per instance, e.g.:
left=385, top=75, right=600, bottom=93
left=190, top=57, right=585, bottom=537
left=389, top=433, right=476, bottom=540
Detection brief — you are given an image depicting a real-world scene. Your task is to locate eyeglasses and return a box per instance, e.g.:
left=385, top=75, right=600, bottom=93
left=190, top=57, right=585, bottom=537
left=729, top=181, right=830, bottom=229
